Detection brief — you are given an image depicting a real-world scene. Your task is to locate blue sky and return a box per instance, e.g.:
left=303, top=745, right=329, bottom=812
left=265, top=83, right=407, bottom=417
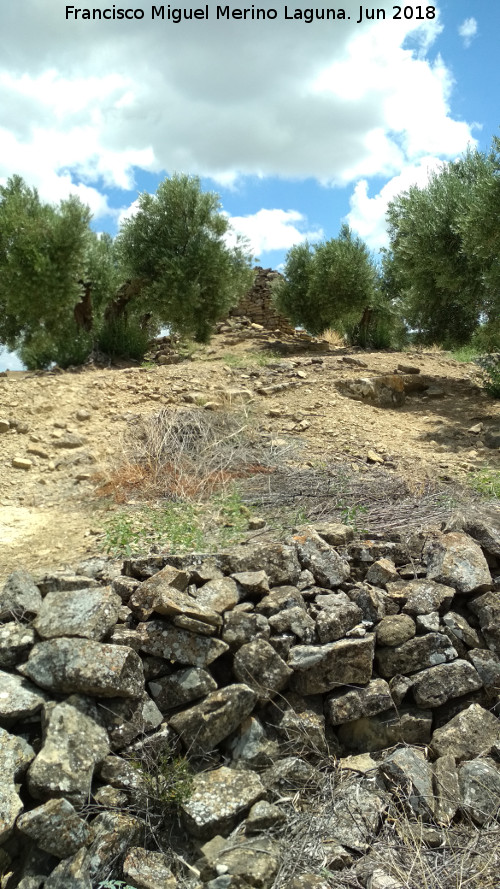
left=0, top=1, right=498, bottom=368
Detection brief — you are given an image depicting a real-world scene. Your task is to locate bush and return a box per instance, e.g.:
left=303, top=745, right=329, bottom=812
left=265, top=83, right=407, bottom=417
left=18, top=328, right=93, bottom=370
left=97, top=317, right=150, bottom=361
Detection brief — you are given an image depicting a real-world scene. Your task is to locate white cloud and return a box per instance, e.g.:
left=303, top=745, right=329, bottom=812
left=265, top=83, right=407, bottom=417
left=227, top=209, right=323, bottom=255
left=458, top=18, right=478, bottom=48
left=346, top=157, right=447, bottom=250
left=0, top=1, right=476, bottom=215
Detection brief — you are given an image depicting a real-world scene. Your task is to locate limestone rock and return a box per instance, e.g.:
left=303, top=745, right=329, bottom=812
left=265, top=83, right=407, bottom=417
left=245, top=800, right=286, bottom=833
left=338, top=709, right=432, bottom=753
left=225, top=716, right=279, bottom=767
left=123, top=848, right=177, bottom=889
left=268, top=605, right=315, bottom=641
left=138, top=619, right=229, bottom=666
left=294, top=529, right=350, bottom=588
left=376, top=632, right=457, bottom=678
left=0, top=623, right=35, bottom=666
left=43, top=848, right=92, bottom=889
left=194, top=577, right=240, bottom=612
left=182, top=766, right=265, bottom=838
left=290, top=635, right=375, bottom=694
left=433, top=754, right=460, bottom=824
left=256, top=585, right=305, bottom=616
left=169, top=684, right=258, bottom=752
left=264, top=756, right=320, bottom=794
left=410, top=660, right=483, bottom=708
left=20, top=638, right=144, bottom=697
left=347, top=583, right=391, bottom=622
left=221, top=543, right=301, bottom=586
left=85, top=811, right=142, bottom=882
left=312, top=522, right=355, bottom=546
left=380, top=748, right=434, bottom=819
left=365, top=558, right=399, bottom=587
left=431, top=704, right=500, bottom=761
left=315, top=594, right=363, bottom=643
left=325, top=679, right=394, bottom=726
left=0, top=570, right=42, bottom=620
left=233, top=639, right=292, bottom=702
left=27, top=696, right=110, bottom=804
left=458, top=758, right=500, bottom=824
left=148, top=666, right=218, bottom=712
left=95, top=692, right=163, bottom=750
left=0, top=727, right=35, bottom=842
left=401, top=579, right=455, bottom=615
left=231, top=570, right=270, bottom=598
left=16, top=798, right=90, bottom=858
left=33, top=586, right=121, bottom=640
left=424, top=532, right=491, bottom=594
left=222, top=611, right=270, bottom=648
left=375, top=614, right=415, bottom=647
left=0, top=670, right=49, bottom=720
left=468, top=591, right=500, bottom=653
left=199, top=835, right=280, bottom=889
left=468, top=648, right=500, bottom=696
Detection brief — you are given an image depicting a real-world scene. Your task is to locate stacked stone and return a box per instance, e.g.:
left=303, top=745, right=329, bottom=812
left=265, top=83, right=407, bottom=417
left=0, top=520, right=499, bottom=887
left=228, top=267, right=296, bottom=334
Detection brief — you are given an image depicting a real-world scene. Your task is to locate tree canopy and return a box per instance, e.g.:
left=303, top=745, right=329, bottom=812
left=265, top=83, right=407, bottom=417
left=273, top=225, right=378, bottom=338
left=116, top=173, right=254, bottom=343
left=385, top=141, right=500, bottom=347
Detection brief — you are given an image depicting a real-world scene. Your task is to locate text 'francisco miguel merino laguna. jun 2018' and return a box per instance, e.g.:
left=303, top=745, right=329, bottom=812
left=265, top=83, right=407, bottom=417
left=65, top=5, right=438, bottom=24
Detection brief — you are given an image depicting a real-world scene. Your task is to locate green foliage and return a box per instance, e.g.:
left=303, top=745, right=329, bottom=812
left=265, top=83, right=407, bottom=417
left=386, top=143, right=500, bottom=346
left=273, top=225, right=377, bottom=336
left=116, top=173, right=254, bottom=342
left=130, top=747, right=193, bottom=813
left=19, top=327, right=93, bottom=370
left=102, top=502, right=204, bottom=556
left=476, top=354, right=500, bottom=399
left=97, top=316, right=150, bottom=361
left=0, top=176, right=93, bottom=355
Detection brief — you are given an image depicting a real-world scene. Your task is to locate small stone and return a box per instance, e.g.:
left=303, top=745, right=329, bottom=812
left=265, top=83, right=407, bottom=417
left=375, top=615, right=416, bottom=647
left=12, top=457, right=32, bottom=470
left=123, top=848, right=177, bottom=889
left=325, top=679, right=394, bottom=726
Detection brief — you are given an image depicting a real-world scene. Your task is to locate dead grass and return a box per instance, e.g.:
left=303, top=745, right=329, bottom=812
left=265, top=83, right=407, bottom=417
left=322, top=328, right=346, bottom=348
left=96, top=406, right=291, bottom=505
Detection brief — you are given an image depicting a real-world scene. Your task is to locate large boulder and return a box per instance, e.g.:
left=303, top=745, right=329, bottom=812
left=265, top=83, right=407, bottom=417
left=19, top=638, right=144, bottom=697
left=424, top=532, right=492, bottom=594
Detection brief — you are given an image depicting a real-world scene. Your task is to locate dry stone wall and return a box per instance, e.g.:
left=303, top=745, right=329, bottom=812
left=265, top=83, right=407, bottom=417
left=228, top=267, right=296, bottom=334
left=0, top=520, right=499, bottom=887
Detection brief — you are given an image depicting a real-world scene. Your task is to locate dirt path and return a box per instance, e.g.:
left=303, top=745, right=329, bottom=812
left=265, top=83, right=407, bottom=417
left=0, top=339, right=498, bottom=583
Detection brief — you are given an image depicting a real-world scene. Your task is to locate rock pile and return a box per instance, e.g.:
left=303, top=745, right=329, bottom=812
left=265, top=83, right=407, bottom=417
left=0, top=520, right=500, bottom=888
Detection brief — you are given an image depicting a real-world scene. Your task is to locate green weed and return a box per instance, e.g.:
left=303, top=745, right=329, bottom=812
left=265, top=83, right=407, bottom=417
left=468, top=468, right=500, bottom=500
left=449, top=345, right=480, bottom=363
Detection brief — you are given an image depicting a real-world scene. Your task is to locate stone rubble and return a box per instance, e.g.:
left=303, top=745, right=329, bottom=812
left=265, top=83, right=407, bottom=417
left=0, top=521, right=499, bottom=887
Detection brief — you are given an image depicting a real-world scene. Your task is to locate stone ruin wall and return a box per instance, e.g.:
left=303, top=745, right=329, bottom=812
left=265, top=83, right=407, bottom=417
left=1, top=518, right=500, bottom=886
left=228, top=266, right=296, bottom=334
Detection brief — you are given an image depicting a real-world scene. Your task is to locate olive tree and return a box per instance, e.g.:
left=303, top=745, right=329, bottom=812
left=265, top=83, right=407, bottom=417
left=116, top=174, right=254, bottom=343
left=273, top=225, right=378, bottom=337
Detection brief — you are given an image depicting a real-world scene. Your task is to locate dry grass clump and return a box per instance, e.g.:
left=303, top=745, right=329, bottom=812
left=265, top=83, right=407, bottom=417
left=321, top=328, right=346, bottom=347
left=97, top=407, right=286, bottom=504
left=271, top=759, right=500, bottom=889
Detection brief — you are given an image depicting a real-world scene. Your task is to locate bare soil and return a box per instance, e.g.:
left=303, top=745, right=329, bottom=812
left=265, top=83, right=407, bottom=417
left=0, top=335, right=499, bottom=583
